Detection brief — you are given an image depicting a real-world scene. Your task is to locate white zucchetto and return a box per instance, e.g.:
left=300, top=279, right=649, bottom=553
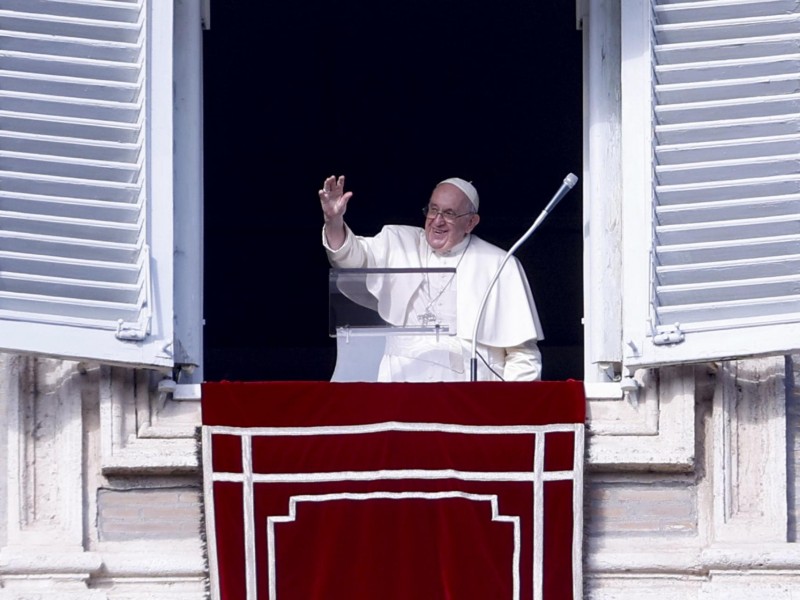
left=437, top=178, right=479, bottom=211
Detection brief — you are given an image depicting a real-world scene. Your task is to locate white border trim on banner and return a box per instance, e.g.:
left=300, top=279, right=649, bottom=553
left=266, top=492, right=521, bottom=600
left=203, top=421, right=585, bottom=600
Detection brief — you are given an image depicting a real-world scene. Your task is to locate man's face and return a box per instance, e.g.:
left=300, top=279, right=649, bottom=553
left=424, top=183, right=480, bottom=252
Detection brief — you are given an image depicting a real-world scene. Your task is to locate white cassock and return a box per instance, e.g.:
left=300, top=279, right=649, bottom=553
left=324, top=224, right=544, bottom=382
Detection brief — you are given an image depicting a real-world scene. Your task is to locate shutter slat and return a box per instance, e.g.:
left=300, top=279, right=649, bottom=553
left=656, top=234, right=800, bottom=266
left=656, top=154, right=800, bottom=185
left=656, top=54, right=800, bottom=85
left=657, top=93, right=800, bottom=124
left=656, top=194, right=800, bottom=224
left=656, top=214, right=800, bottom=244
left=0, top=211, right=140, bottom=244
left=656, top=114, right=800, bottom=145
left=0, top=0, right=140, bottom=22
left=0, top=152, right=140, bottom=182
left=658, top=296, right=800, bottom=326
left=655, top=14, right=800, bottom=45
left=0, top=191, right=139, bottom=221
left=657, top=254, right=800, bottom=284
left=0, top=51, right=141, bottom=82
left=657, top=73, right=800, bottom=104
left=656, top=174, right=800, bottom=204
left=657, top=134, right=800, bottom=164
left=0, top=11, right=141, bottom=44
left=0, top=292, right=141, bottom=322
left=0, top=308, right=136, bottom=331
left=0, top=232, right=140, bottom=266
left=664, top=297, right=800, bottom=332
left=0, top=131, right=140, bottom=162
left=0, top=271, right=141, bottom=303
left=0, top=171, right=140, bottom=202
left=0, top=251, right=138, bottom=284
left=0, top=92, right=141, bottom=122
left=655, top=1, right=800, bottom=24
left=0, top=70, right=140, bottom=102
left=0, top=111, right=140, bottom=141
left=658, top=273, right=800, bottom=305
left=0, top=29, right=141, bottom=62
left=657, top=33, right=800, bottom=64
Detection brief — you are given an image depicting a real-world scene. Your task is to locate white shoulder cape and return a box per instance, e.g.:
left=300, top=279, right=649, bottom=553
left=328, top=225, right=543, bottom=348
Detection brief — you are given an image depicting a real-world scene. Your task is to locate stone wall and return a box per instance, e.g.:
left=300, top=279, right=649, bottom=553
left=0, top=354, right=205, bottom=599
left=586, top=356, right=800, bottom=599
left=787, top=355, right=799, bottom=542
left=97, top=484, right=202, bottom=542
left=2, top=351, right=799, bottom=598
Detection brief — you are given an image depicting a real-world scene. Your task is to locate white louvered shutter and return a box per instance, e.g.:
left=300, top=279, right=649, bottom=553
left=0, top=0, right=175, bottom=367
left=622, top=0, right=800, bottom=367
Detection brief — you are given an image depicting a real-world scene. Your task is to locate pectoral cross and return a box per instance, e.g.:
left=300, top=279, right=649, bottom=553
left=418, top=311, right=438, bottom=327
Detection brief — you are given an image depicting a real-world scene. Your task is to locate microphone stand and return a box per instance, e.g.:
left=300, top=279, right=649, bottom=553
left=469, top=173, right=579, bottom=382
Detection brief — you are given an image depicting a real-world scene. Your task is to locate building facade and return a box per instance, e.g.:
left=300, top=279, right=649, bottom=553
left=0, top=0, right=797, bottom=598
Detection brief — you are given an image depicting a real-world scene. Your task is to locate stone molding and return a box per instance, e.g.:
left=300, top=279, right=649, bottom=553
left=99, top=367, right=200, bottom=473
left=0, top=355, right=206, bottom=598
left=586, top=356, right=793, bottom=598
left=711, top=358, right=788, bottom=543
left=587, top=365, right=697, bottom=470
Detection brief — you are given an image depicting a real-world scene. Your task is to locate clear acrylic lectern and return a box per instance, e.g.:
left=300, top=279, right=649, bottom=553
left=329, top=267, right=457, bottom=382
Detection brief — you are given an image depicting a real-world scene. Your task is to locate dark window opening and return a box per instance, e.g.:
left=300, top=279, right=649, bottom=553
left=202, top=1, right=583, bottom=381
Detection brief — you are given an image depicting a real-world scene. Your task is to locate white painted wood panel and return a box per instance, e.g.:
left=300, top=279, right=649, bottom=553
left=622, top=0, right=800, bottom=367
left=0, top=0, right=175, bottom=367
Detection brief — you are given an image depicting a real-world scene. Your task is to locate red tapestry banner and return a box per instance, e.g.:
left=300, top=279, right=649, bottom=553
left=202, top=381, right=586, bottom=600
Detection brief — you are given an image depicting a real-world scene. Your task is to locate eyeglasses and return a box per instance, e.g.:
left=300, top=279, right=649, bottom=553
left=422, top=206, right=475, bottom=224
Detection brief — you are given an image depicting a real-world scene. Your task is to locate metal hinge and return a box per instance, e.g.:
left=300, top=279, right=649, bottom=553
left=115, top=245, right=152, bottom=341
left=652, top=322, right=685, bottom=346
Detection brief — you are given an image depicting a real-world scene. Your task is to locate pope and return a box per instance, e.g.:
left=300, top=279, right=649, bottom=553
left=320, top=174, right=544, bottom=382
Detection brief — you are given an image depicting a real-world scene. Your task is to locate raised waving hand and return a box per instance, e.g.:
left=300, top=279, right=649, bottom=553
left=319, top=175, right=352, bottom=250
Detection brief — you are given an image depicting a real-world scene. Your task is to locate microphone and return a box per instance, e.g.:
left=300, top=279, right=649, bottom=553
left=543, top=172, right=579, bottom=216
left=469, top=173, right=579, bottom=382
